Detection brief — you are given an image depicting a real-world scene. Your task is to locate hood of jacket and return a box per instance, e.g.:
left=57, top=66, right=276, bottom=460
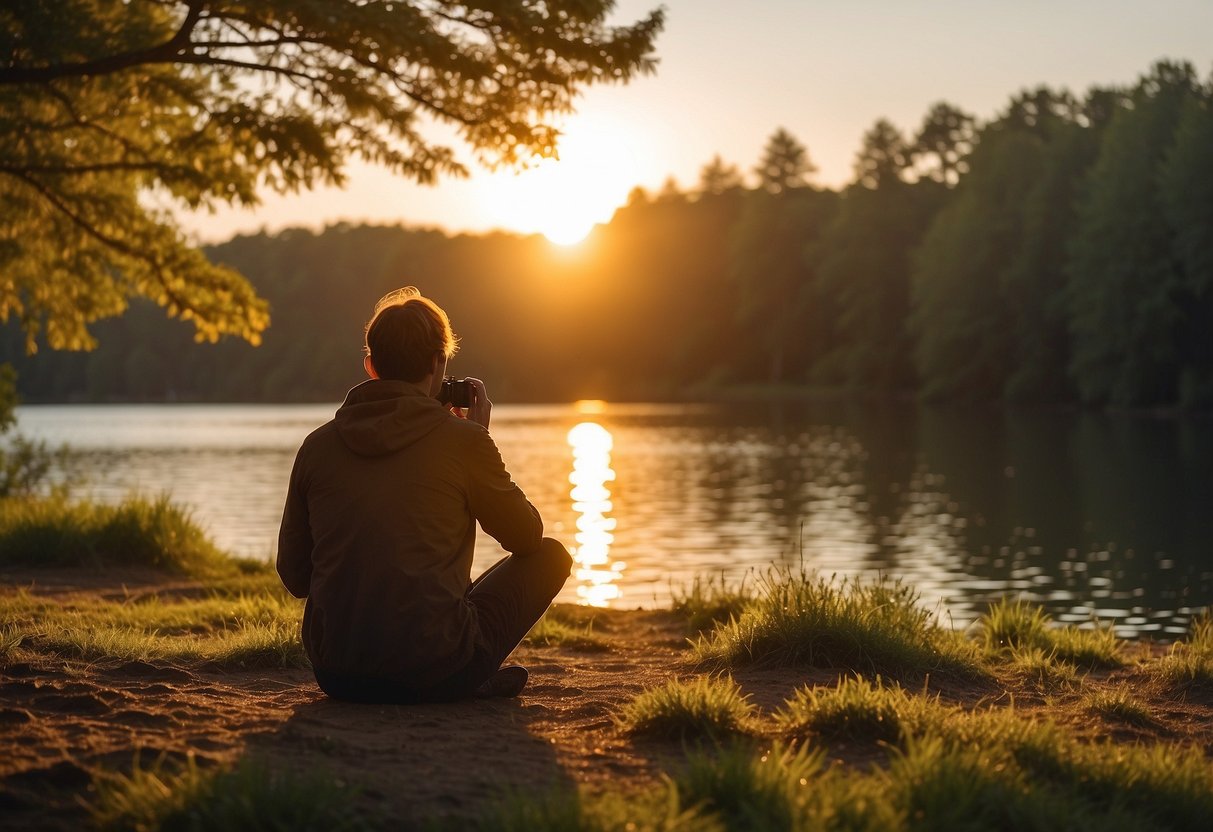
left=334, top=379, right=451, bottom=456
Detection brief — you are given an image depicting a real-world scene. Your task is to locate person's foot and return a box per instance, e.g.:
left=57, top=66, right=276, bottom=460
left=475, top=665, right=529, bottom=698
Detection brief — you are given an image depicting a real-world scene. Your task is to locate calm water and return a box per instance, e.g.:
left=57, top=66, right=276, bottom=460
left=14, top=401, right=1213, bottom=636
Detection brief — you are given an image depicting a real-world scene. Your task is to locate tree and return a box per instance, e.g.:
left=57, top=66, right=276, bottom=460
left=697, top=154, right=744, bottom=196
left=811, top=179, right=945, bottom=390
left=912, top=101, right=976, bottom=185
left=0, top=364, right=60, bottom=495
left=729, top=188, right=837, bottom=383
left=1066, top=61, right=1206, bottom=406
left=658, top=175, right=684, bottom=202
left=910, top=85, right=1100, bottom=403
left=754, top=128, right=816, bottom=194
left=0, top=0, right=664, bottom=351
left=910, top=129, right=1047, bottom=401
left=853, top=118, right=912, bottom=190
left=1157, top=90, right=1213, bottom=407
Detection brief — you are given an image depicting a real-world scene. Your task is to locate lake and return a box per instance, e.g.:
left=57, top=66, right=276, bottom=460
left=14, top=401, right=1213, bottom=637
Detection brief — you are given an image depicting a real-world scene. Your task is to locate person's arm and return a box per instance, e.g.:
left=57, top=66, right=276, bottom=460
left=467, top=426, right=543, bottom=554
left=276, top=449, right=314, bottom=598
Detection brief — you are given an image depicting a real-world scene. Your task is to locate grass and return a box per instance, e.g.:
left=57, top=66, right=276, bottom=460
left=465, top=788, right=710, bottom=832
left=977, top=598, right=1124, bottom=669
left=670, top=574, right=754, bottom=632
left=693, top=569, right=982, bottom=680
left=776, top=675, right=928, bottom=744
left=1151, top=612, right=1213, bottom=690
left=6, top=547, right=1213, bottom=830
left=1083, top=686, right=1156, bottom=727
left=671, top=741, right=831, bottom=831
left=91, top=754, right=368, bottom=831
left=0, top=492, right=301, bottom=669
left=524, top=609, right=609, bottom=651
left=618, top=676, right=755, bottom=741
left=475, top=719, right=1213, bottom=832
left=1004, top=645, right=1082, bottom=691
left=0, top=493, right=261, bottom=578
left=0, top=585, right=306, bottom=669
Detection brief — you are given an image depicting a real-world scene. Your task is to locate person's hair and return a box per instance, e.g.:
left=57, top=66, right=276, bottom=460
left=363, top=287, right=459, bottom=382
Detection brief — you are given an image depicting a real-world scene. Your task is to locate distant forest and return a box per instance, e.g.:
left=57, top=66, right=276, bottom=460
left=6, top=60, right=1212, bottom=409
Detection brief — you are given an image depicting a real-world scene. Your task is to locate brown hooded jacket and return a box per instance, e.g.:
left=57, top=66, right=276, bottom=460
left=277, top=379, right=542, bottom=687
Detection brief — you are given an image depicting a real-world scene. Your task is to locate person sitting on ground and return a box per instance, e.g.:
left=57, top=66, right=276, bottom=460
left=276, top=286, right=572, bottom=703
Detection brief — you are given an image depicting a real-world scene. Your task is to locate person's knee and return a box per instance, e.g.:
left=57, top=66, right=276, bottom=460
left=538, top=537, right=573, bottom=587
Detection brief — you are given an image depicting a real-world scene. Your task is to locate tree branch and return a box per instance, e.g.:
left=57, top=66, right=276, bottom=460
left=3, top=170, right=199, bottom=317
left=0, top=162, right=195, bottom=176
left=0, top=3, right=204, bottom=84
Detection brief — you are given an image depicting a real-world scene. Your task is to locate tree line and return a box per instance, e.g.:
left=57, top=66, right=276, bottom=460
left=6, top=60, right=1211, bottom=409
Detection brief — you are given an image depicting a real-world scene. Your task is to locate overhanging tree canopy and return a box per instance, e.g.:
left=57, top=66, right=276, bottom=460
left=0, top=0, right=663, bottom=351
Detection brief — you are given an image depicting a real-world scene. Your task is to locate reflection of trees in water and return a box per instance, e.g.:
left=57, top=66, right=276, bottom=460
left=542, top=402, right=1210, bottom=632
left=913, top=408, right=1213, bottom=634
left=671, top=401, right=915, bottom=573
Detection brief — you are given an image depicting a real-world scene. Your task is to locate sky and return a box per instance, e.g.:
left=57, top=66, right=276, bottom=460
left=180, top=0, right=1213, bottom=245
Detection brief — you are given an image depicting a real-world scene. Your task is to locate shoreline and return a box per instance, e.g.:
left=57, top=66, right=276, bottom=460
left=3, top=567, right=1212, bottom=829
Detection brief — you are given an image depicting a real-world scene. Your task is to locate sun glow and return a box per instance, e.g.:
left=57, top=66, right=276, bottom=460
left=484, top=115, right=641, bottom=246
left=567, top=421, right=623, bottom=607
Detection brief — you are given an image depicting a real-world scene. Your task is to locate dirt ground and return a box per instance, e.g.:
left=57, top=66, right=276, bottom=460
left=3, top=569, right=1213, bottom=829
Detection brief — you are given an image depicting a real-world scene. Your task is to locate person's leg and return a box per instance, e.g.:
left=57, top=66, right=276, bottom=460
left=419, top=538, right=571, bottom=701
left=467, top=537, right=573, bottom=670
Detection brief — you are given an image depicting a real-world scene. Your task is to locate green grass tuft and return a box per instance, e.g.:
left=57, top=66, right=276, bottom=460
left=619, top=676, right=755, bottom=741
left=694, top=569, right=981, bottom=679
left=0, top=493, right=245, bottom=577
left=1083, top=686, right=1156, bottom=727
left=465, top=787, right=711, bottom=832
left=1151, top=612, right=1213, bottom=691
left=524, top=610, right=609, bottom=651
left=671, top=574, right=754, bottom=632
left=776, top=675, right=925, bottom=744
left=889, top=735, right=1051, bottom=830
left=90, top=754, right=368, bottom=832
left=0, top=586, right=306, bottom=669
left=977, top=598, right=1123, bottom=669
left=979, top=597, right=1050, bottom=651
left=1005, top=645, right=1082, bottom=690
left=672, top=741, right=827, bottom=832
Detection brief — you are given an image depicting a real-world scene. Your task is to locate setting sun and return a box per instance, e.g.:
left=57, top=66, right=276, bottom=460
left=483, top=114, right=640, bottom=245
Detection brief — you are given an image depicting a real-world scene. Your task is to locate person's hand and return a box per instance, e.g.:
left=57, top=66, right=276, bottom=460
left=464, top=377, right=491, bottom=429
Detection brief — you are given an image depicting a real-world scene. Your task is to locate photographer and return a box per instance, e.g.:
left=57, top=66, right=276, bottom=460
left=277, top=287, right=572, bottom=703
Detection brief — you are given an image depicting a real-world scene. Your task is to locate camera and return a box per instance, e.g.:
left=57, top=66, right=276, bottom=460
left=439, top=377, right=475, bottom=408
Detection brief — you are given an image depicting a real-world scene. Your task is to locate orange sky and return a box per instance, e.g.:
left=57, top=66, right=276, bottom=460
left=179, top=0, right=1213, bottom=246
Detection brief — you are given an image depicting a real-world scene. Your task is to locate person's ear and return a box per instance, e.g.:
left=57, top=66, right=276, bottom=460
left=363, top=354, right=378, bottom=379
left=432, top=352, right=443, bottom=376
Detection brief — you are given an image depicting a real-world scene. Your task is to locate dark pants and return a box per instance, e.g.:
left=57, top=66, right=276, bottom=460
left=315, top=537, right=572, bottom=704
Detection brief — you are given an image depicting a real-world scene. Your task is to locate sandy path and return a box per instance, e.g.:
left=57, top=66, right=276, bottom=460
left=0, top=592, right=702, bottom=829
left=4, top=571, right=1213, bottom=829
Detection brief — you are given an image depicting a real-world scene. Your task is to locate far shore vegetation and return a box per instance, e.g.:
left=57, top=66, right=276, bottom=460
left=3, top=488, right=1212, bottom=830
left=7, top=59, right=1212, bottom=414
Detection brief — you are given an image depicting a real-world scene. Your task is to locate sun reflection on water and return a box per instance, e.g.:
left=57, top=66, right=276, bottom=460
left=567, top=421, right=622, bottom=606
